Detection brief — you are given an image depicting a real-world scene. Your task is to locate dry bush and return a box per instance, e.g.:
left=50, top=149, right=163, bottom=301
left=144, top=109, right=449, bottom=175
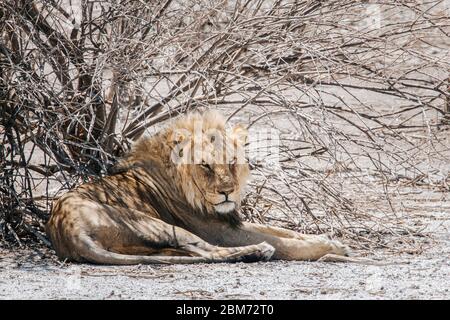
left=1, top=0, right=449, bottom=249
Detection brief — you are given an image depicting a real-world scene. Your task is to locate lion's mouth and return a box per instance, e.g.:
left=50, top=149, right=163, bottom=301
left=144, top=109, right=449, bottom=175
left=213, top=201, right=236, bottom=214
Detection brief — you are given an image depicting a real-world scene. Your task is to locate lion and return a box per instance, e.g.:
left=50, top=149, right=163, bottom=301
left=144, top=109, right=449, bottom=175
left=46, top=111, right=349, bottom=264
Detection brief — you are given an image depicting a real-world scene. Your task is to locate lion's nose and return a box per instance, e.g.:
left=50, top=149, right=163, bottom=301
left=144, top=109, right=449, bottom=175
left=218, top=187, right=234, bottom=198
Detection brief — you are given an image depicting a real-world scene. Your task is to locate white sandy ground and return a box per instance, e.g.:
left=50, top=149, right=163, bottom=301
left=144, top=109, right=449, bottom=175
left=0, top=228, right=448, bottom=300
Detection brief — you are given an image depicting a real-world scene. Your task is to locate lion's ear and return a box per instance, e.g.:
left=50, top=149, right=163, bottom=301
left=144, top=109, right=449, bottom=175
left=232, top=124, right=248, bottom=146
left=168, top=129, right=187, bottom=149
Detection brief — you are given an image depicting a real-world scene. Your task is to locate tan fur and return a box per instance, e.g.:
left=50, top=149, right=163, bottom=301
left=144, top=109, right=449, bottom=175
left=46, top=111, right=349, bottom=264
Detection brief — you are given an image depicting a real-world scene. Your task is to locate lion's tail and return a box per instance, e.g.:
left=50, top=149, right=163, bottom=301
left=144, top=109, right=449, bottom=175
left=74, top=234, right=210, bottom=265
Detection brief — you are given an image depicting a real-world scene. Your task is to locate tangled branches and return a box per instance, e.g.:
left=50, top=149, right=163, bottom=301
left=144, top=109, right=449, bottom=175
left=1, top=0, right=449, bottom=248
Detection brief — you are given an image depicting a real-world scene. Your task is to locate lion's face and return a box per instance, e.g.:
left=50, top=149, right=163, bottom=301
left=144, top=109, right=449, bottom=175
left=167, top=112, right=250, bottom=217
left=190, top=156, right=249, bottom=216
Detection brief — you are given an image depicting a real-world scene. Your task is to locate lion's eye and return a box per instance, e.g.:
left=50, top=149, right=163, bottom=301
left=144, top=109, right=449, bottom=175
left=201, top=160, right=212, bottom=171
left=229, top=157, right=237, bottom=167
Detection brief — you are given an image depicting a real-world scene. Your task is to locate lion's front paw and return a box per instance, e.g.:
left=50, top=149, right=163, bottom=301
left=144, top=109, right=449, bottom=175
left=212, top=242, right=275, bottom=263
left=236, top=242, right=275, bottom=263
left=256, top=241, right=276, bottom=261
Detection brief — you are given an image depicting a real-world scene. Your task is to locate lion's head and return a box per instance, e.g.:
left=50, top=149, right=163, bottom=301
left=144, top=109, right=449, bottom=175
left=125, top=111, right=250, bottom=223
left=167, top=111, right=250, bottom=218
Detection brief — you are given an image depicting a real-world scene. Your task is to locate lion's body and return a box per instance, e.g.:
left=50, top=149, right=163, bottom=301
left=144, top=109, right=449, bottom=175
left=46, top=111, right=348, bottom=264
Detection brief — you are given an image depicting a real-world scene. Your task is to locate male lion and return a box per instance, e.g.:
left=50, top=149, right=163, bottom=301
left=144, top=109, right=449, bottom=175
left=46, top=111, right=348, bottom=264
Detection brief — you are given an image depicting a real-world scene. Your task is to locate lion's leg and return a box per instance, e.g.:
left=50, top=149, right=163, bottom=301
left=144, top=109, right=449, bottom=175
left=79, top=235, right=274, bottom=265
left=123, top=211, right=275, bottom=263
left=241, top=223, right=315, bottom=240
left=62, top=201, right=274, bottom=264
left=211, top=222, right=349, bottom=261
